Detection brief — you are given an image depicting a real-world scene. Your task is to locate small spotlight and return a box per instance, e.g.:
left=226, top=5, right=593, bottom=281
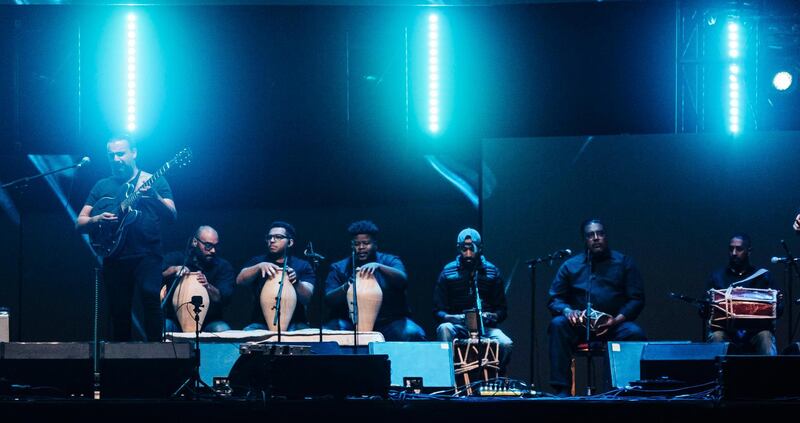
left=772, top=71, right=793, bottom=91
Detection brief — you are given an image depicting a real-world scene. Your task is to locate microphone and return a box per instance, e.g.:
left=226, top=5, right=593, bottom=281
left=76, top=156, right=91, bottom=168
left=771, top=256, right=797, bottom=264
left=304, top=242, right=326, bottom=261
left=552, top=248, right=573, bottom=259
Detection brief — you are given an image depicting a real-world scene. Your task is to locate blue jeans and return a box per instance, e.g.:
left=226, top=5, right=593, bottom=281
left=165, top=318, right=231, bottom=333
left=324, top=317, right=427, bottom=342
left=708, top=329, right=776, bottom=356
left=548, top=315, right=646, bottom=389
left=436, top=323, right=513, bottom=373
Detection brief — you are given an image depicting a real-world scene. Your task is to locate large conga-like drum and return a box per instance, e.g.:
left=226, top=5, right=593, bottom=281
left=260, top=269, right=297, bottom=331
left=708, top=287, right=778, bottom=331
left=347, top=273, right=383, bottom=331
left=172, top=272, right=210, bottom=333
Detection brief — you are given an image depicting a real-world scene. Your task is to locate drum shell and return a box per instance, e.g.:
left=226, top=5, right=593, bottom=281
left=347, top=273, right=383, bottom=332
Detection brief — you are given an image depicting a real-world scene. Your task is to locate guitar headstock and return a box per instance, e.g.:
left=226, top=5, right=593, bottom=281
left=169, top=147, right=193, bottom=169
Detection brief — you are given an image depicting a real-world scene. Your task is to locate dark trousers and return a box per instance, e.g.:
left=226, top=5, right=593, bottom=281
left=548, top=315, right=646, bottom=389
left=103, top=254, right=164, bottom=342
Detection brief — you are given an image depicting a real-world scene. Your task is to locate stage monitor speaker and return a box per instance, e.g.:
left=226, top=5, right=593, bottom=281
left=607, top=341, right=691, bottom=388
left=100, top=342, right=194, bottom=398
left=640, top=342, right=728, bottom=386
left=198, top=341, right=340, bottom=386
left=229, top=353, right=390, bottom=398
left=718, top=355, right=800, bottom=400
left=368, top=342, right=455, bottom=390
left=0, top=342, right=92, bottom=396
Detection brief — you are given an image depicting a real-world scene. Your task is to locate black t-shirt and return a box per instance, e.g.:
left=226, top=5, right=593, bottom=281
left=84, top=173, right=173, bottom=259
left=243, top=254, right=316, bottom=327
left=162, top=251, right=236, bottom=324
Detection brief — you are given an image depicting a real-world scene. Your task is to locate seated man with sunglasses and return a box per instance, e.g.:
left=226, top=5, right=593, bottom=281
left=433, top=228, right=513, bottom=373
left=162, top=225, right=236, bottom=332
left=237, top=221, right=316, bottom=331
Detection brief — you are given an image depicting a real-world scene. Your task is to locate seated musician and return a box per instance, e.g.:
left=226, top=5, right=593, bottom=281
left=547, top=219, right=646, bottom=397
left=162, top=225, right=235, bottom=332
left=705, top=234, right=781, bottom=355
left=236, top=221, right=315, bottom=331
left=433, top=228, right=513, bottom=373
left=323, top=220, right=426, bottom=341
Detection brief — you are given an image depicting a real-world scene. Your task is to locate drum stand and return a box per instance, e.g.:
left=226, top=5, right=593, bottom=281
left=172, top=296, right=212, bottom=398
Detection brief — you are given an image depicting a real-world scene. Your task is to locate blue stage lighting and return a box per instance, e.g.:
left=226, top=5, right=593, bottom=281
left=126, top=13, right=137, bottom=133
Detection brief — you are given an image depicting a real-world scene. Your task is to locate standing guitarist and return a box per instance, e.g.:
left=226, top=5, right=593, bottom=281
left=77, top=135, right=177, bottom=341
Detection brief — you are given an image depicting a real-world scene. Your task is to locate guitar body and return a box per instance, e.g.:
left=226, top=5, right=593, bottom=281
left=86, top=147, right=192, bottom=259
left=89, top=183, right=140, bottom=258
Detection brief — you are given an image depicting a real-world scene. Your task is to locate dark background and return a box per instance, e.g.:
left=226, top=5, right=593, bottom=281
left=0, top=2, right=798, bottom=386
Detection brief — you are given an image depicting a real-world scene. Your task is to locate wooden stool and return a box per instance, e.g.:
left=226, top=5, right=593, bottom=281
left=570, top=341, right=606, bottom=396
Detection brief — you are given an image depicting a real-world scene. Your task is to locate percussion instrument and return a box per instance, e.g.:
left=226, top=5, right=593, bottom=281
left=172, top=272, right=210, bottom=333
left=708, top=286, right=777, bottom=331
left=580, top=308, right=613, bottom=332
left=347, top=272, right=383, bottom=331
left=259, top=269, right=297, bottom=331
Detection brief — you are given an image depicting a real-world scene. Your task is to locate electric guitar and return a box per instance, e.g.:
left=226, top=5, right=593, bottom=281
left=89, top=147, right=192, bottom=258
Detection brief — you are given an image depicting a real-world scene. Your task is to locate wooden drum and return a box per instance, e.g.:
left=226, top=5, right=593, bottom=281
left=259, top=269, right=297, bottom=331
left=172, top=272, right=210, bottom=333
left=708, top=287, right=777, bottom=331
left=347, top=273, right=383, bottom=331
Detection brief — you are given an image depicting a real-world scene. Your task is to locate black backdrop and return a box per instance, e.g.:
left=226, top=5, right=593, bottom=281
left=484, top=131, right=800, bottom=385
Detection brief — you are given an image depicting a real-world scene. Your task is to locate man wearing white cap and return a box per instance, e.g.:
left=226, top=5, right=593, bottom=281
left=433, top=228, right=513, bottom=372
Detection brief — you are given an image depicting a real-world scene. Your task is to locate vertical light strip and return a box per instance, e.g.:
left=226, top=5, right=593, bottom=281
left=427, top=13, right=440, bottom=134
left=726, top=20, right=742, bottom=134
left=126, top=13, right=137, bottom=133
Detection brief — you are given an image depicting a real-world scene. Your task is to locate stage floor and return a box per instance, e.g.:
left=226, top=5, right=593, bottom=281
left=1, top=392, right=798, bottom=421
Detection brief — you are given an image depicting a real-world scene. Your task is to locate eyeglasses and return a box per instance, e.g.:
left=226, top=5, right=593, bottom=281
left=195, top=238, right=218, bottom=250
left=267, top=234, right=289, bottom=241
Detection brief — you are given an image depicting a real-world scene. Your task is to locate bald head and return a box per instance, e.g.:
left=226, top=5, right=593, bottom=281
left=193, top=225, right=219, bottom=263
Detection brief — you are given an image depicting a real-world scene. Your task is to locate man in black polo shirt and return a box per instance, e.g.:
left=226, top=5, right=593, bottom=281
left=162, top=225, right=235, bottom=332
left=76, top=135, right=177, bottom=341
left=237, top=221, right=315, bottom=331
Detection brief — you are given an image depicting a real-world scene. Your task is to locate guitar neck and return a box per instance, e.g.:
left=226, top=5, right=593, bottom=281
left=121, top=161, right=172, bottom=210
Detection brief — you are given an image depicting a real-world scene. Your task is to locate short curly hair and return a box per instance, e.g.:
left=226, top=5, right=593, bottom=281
left=348, top=220, right=379, bottom=237
left=268, top=221, right=296, bottom=240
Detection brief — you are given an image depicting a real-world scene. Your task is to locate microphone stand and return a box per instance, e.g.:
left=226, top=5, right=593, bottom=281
left=304, top=242, right=325, bottom=343
left=3, top=157, right=89, bottom=342
left=584, top=248, right=594, bottom=396
left=350, top=246, right=359, bottom=353
left=273, top=247, right=290, bottom=343
left=161, top=237, right=194, bottom=341
left=780, top=240, right=800, bottom=345
left=471, top=261, right=486, bottom=339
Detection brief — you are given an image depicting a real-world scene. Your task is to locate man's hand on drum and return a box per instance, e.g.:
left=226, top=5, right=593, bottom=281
left=256, top=262, right=281, bottom=278
left=357, top=262, right=382, bottom=277
left=168, top=265, right=188, bottom=278
left=286, top=267, right=297, bottom=284
left=564, top=308, right=585, bottom=327
left=197, top=273, right=221, bottom=302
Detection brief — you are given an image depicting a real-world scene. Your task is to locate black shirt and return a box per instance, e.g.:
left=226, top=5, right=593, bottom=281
left=433, top=256, right=508, bottom=327
left=162, top=251, right=236, bottom=324
left=84, top=174, right=173, bottom=259
left=548, top=250, right=645, bottom=320
left=243, top=254, right=316, bottom=327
